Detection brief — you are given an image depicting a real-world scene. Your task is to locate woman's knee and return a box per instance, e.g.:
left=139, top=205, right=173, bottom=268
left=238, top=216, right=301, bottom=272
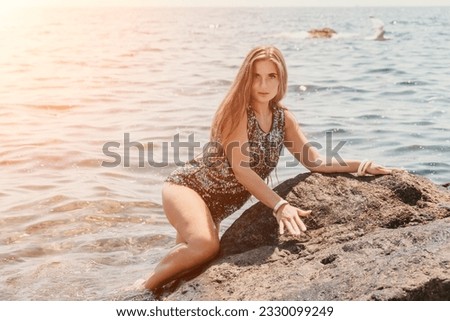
left=190, top=236, right=220, bottom=260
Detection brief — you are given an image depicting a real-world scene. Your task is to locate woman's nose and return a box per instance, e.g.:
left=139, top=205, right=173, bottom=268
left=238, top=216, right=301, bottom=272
left=258, top=78, right=267, bottom=89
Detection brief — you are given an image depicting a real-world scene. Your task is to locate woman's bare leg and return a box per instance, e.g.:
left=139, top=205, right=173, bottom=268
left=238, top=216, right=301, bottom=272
left=144, top=183, right=220, bottom=291
left=175, top=232, right=185, bottom=244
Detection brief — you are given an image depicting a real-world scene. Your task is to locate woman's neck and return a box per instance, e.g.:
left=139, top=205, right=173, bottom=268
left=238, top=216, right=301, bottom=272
left=251, top=101, right=272, bottom=116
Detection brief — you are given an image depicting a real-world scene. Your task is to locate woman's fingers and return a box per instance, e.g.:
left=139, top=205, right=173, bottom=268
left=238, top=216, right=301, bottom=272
left=298, top=209, right=312, bottom=217
left=282, top=220, right=295, bottom=236
left=381, top=168, right=392, bottom=174
left=276, top=205, right=312, bottom=236
left=294, top=213, right=307, bottom=232
left=279, top=220, right=285, bottom=235
left=281, top=216, right=304, bottom=236
left=366, top=163, right=397, bottom=175
left=285, top=219, right=301, bottom=236
left=372, top=165, right=391, bottom=174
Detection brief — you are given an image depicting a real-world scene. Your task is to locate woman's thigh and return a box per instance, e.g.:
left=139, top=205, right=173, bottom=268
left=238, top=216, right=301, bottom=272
left=162, top=183, right=219, bottom=246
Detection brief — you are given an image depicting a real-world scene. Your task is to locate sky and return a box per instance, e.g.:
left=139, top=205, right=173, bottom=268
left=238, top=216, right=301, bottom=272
left=3, top=0, right=450, bottom=7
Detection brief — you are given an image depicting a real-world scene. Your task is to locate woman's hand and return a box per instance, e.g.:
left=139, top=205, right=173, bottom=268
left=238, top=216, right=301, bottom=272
left=274, top=204, right=311, bottom=236
left=366, top=162, right=392, bottom=175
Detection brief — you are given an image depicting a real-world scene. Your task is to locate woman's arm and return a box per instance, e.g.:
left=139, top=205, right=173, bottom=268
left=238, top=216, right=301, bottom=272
left=283, top=110, right=391, bottom=175
left=224, top=112, right=309, bottom=236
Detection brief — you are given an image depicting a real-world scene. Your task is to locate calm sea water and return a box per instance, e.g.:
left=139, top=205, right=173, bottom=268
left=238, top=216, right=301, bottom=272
left=0, top=6, right=449, bottom=300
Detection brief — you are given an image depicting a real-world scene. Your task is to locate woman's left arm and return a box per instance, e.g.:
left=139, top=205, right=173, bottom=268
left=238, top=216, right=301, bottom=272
left=283, top=110, right=391, bottom=175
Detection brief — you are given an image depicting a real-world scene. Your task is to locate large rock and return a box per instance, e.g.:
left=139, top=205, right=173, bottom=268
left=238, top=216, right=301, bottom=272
left=165, top=171, right=450, bottom=300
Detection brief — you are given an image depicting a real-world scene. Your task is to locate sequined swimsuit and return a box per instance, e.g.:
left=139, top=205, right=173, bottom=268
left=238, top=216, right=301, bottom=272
left=165, top=105, right=285, bottom=224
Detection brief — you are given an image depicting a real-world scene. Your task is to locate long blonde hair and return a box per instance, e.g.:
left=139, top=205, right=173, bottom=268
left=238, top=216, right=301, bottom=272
left=210, top=45, right=288, bottom=143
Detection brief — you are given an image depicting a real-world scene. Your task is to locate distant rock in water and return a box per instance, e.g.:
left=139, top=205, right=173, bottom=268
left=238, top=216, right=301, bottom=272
left=307, top=28, right=337, bottom=38
left=161, top=171, right=450, bottom=300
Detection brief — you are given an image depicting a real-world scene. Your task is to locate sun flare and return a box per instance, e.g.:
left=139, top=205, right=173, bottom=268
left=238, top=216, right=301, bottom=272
left=1, top=0, right=38, bottom=9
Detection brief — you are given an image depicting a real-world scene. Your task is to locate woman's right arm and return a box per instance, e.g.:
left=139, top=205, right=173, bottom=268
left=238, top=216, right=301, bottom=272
left=223, top=113, right=309, bottom=236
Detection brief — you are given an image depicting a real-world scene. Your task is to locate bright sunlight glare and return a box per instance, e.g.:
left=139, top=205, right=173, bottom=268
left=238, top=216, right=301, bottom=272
left=1, top=0, right=35, bottom=8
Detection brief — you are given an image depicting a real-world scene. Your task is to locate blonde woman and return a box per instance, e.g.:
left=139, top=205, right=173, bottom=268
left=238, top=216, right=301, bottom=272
left=143, top=45, right=391, bottom=292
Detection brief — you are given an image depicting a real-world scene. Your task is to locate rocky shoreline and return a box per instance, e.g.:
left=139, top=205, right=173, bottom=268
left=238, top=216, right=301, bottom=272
left=141, top=171, right=450, bottom=300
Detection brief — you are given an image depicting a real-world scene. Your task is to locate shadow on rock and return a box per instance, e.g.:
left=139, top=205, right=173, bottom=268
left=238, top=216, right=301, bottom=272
left=158, top=171, right=449, bottom=300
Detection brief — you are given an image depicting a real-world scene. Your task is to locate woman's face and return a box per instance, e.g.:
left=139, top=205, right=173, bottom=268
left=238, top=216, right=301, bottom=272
left=251, top=59, right=280, bottom=107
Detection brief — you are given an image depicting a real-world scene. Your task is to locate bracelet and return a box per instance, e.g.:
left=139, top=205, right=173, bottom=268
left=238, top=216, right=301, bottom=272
left=357, top=160, right=373, bottom=176
left=357, top=160, right=367, bottom=176
left=272, top=199, right=289, bottom=216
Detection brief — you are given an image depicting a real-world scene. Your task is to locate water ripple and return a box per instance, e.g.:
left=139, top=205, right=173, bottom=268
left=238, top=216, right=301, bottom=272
left=1, top=6, right=449, bottom=300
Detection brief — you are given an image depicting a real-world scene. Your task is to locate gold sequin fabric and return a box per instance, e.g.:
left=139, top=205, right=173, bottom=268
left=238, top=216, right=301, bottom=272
left=165, top=105, right=285, bottom=224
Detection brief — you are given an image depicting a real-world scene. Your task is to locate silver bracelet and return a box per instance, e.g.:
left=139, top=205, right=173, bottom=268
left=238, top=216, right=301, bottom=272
left=272, top=199, right=289, bottom=216
left=357, top=160, right=372, bottom=176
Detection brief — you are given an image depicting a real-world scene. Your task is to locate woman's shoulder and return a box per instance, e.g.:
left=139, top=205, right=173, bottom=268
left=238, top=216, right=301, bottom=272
left=274, top=102, right=295, bottom=119
left=276, top=105, right=300, bottom=130
left=274, top=102, right=292, bottom=117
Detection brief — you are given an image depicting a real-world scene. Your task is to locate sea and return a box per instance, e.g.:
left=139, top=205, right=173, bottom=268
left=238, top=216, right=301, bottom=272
left=0, top=6, right=449, bottom=300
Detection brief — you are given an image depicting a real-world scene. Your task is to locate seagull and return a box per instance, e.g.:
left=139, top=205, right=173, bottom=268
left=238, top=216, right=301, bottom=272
left=369, top=16, right=389, bottom=41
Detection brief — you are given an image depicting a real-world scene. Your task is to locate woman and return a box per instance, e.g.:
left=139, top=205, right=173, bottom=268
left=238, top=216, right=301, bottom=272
left=143, top=45, right=391, bottom=292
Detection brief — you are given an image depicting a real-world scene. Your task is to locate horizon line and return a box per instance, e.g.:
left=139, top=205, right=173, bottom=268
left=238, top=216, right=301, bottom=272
left=11, top=4, right=450, bottom=8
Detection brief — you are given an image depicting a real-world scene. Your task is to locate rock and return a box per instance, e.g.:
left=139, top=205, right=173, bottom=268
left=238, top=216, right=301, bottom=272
left=308, top=28, right=337, bottom=38
left=164, top=171, right=450, bottom=300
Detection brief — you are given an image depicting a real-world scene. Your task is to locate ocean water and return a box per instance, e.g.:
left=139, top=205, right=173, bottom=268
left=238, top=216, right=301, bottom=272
left=0, top=6, right=449, bottom=300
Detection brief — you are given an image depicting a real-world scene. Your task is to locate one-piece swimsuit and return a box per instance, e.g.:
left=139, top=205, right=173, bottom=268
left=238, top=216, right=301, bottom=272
left=165, top=104, right=285, bottom=224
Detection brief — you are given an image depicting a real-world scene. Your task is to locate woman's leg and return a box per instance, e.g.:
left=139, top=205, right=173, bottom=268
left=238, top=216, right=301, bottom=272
left=144, top=183, right=220, bottom=291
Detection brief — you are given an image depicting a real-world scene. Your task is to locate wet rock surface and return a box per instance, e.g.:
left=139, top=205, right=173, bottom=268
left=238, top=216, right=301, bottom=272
left=163, top=171, right=450, bottom=300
